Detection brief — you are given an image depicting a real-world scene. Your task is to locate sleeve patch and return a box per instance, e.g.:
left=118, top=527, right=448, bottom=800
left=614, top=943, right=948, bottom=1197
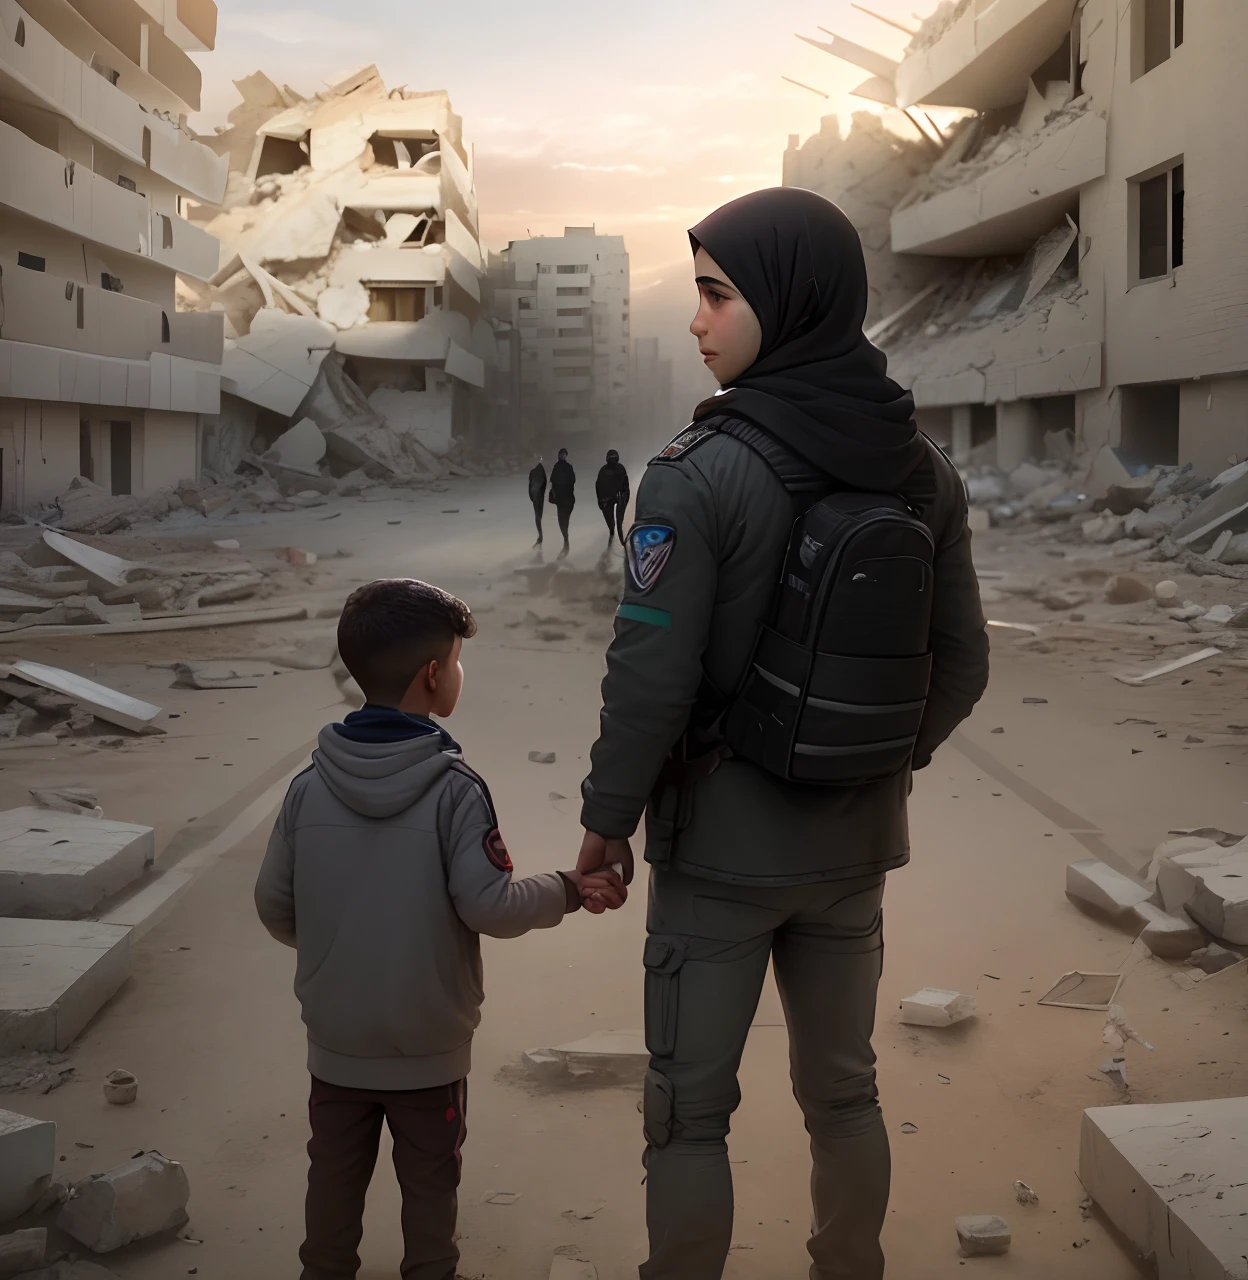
left=651, top=423, right=717, bottom=463
left=483, top=828, right=513, bottom=873
left=626, top=524, right=676, bottom=594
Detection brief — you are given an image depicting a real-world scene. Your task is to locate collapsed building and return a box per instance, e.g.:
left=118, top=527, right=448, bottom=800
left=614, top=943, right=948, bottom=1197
left=182, top=67, right=519, bottom=485
left=795, top=0, right=1248, bottom=479
left=0, top=0, right=226, bottom=512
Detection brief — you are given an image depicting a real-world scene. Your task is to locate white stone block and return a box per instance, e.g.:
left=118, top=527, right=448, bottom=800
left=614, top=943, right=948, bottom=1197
left=58, top=1151, right=189, bottom=1254
left=899, top=988, right=976, bottom=1027
left=1081, top=1097, right=1248, bottom=1280
left=1153, top=844, right=1248, bottom=943
left=1130, top=902, right=1207, bottom=960
left=1065, top=858, right=1152, bottom=917
left=0, top=1110, right=55, bottom=1224
left=0, top=919, right=131, bottom=1054
left=954, top=1214, right=1011, bottom=1256
left=0, top=809, right=154, bottom=920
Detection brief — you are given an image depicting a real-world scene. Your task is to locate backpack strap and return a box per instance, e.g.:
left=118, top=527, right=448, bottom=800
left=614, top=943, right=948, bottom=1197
left=717, top=417, right=827, bottom=495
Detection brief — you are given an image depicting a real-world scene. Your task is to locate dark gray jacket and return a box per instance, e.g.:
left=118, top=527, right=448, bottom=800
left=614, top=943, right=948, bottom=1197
left=256, top=727, right=569, bottom=1089
left=580, top=419, right=989, bottom=885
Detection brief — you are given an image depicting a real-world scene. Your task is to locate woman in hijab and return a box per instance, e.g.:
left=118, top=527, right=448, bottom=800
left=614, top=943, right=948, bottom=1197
left=575, top=188, right=989, bottom=1280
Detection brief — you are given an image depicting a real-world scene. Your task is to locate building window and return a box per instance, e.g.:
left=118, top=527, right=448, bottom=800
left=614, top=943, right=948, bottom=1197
left=77, top=287, right=85, bottom=329
left=518, top=297, right=534, bottom=310
left=1120, top=383, right=1179, bottom=466
left=556, top=307, right=587, bottom=317
left=537, top=264, right=552, bottom=274
left=14, top=17, right=25, bottom=45
left=17, top=252, right=45, bottom=271
left=367, top=286, right=426, bottom=322
left=1134, top=0, right=1184, bottom=78
left=159, top=214, right=174, bottom=249
left=101, top=273, right=123, bottom=292
left=117, top=174, right=137, bottom=193
left=1134, top=161, right=1183, bottom=282
left=556, top=264, right=589, bottom=274
left=557, top=328, right=584, bottom=337
left=161, top=311, right=170, bottom=342
left=556, top=287, right=589, bottom=297
left=555, top=366, right=590, bottom=377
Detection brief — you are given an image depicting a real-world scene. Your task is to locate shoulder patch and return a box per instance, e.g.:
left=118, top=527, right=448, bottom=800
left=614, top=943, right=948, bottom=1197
left=651, top=423, right=717, bottom=463
left=482, top=827, right=513, bottom=874
left=626, top=523, right=676, bottom=594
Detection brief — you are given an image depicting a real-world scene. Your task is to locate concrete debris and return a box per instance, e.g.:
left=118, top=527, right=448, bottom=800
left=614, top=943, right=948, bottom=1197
left=0, top=807, right=155, bottom=920
left=1012, top=1181, right=1039, bottom=1207
left=264, top=418, right=327, bottom=472
left=0, top=1227, right=46, bottom=1278
left=29, top=789, right=102, bottom=819
left=1065, top=859, right=1152, bottom=918
left=40, top=533, right=139, bottom=592
left=1037, top=971, right=1122, bottom=1011
left=1125, top=503, right=1185, bottom=539
left=1115, top=648, right=1220, bottom=685
left=523, top=1030, right=648, bottom=1085
left=171, top=660, right=282, bottom=689
left=898, top=988, right=976, bottom=1027
left=954, top=1214, right=1011, bottom=1257
left=277, top=547, right=318, bottom=567
left=1154, top=580, right=1179, bottom=601
left=317, top=283, right=370, bottom=330
left=102, top=1070, right=138, bottom=1107
left=1081, top=1098, right=1248, bottom=1280
left=1130, top=902, right=1206, bottom=960
left=1153, top=839, right=1248, bottom=944
left=1103, top=476, right=1159, bottom=516
left=0, top=1110, right=56, bottom=1224
left=9, top=664, right=161, bottom=735
left=1172, top=468, right=1248, bottom=549
left=1082, top=512, right=1126, bottom=544
left=58, top=1152, right=190, bottom=1254
left=528, top=751, right=557, bottom=765
left=1188, top=943, right=1243, bottom=975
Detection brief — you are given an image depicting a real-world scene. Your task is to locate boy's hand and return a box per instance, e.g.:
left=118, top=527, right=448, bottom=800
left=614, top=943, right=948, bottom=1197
left=564, top=868, right=627, bottom=914
left=577, top=830, right=634, bottom=885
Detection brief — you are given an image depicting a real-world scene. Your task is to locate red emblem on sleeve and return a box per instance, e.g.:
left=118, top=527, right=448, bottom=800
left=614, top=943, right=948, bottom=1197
left=483, top=828, right=513, bottom=873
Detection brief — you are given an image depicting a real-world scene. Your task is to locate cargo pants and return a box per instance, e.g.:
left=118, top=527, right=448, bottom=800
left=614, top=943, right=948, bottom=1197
left=639, top=867, right=890, bottom=1280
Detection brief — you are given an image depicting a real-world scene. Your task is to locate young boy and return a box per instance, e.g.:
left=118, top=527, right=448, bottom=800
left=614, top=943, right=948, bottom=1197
left=255, top=578, right=625, bottom=1280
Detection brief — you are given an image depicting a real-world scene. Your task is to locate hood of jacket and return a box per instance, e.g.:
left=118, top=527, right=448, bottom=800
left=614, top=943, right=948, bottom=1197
left=313, top=724, right=458, bottom=819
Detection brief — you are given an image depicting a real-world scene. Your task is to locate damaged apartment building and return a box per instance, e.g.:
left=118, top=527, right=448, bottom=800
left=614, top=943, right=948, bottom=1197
left=795, top=0, right=1248, bottom=477
left=0, top=0, right=226, bottom=513
left=182, top=67, right=512, bottom=481
left=490, top=227, right=631, bottom=448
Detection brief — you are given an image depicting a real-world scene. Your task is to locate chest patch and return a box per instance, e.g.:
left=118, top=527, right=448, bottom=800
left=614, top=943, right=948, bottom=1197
left=483, top=828, right=513, bottom=874
left=652, top=423, right=717, bottom=462
left=627, top=524, right=676, bottom=594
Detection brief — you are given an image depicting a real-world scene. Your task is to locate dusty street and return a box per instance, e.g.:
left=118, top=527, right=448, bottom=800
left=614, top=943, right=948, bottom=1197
left=4, top=469, right=1248, bottom=1280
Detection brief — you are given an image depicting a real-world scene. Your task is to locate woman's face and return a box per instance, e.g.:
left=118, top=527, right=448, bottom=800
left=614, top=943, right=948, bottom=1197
left=690, top=246, right=762, bottom=385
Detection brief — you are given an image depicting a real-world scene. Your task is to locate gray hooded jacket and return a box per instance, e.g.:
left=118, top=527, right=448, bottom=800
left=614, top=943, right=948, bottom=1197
left=255, top=726, right=570, bottom=1090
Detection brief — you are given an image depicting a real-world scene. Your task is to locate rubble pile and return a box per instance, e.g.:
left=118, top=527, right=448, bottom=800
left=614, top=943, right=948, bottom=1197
left=904, top=0, right=970, bottom=53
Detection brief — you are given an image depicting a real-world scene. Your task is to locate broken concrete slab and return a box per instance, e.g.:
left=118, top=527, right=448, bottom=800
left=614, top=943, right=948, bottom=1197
left=1153, top=842, right=1248, bottom=942
left=171, top=661, right=281, bottom=690
left=0, top=807, right=154, bottom=919
left=0, top=608, right=308, bottom=643
left=58, top=1151, right=190, bottom=1254
left=1173, top=470, right=1248, bottom=549
left=1082, top=512, right=1126, bottom=544
left=40, top=534, right=140, bottom=593
left=1189, top=944, right=1243, bottom=975
left=955, top=1214, right=1011, bottom=1257
left=317, top=282, right=369, bottom=330
left=1116, top=648, right=1221, bottom=686
left=9, top=663, right=161, bottom=735
left=0, top=1111, right=56, bottom=1224
left=264, top=417, right=326, bottom=472
left=0, top=920, right=131, bottom=1054
left=1130, top=901, right=1207, bottom=960
left=0, top=1226, right=46, bottom=1276
left=1065, top=859, right=1152, bottom=918
left=898, top=988, right=976, bottom=1027
left=1081, top=1097, right=1248, bottom=1280
left=523, top=1030, right=648, bottom=1086
left=221, top=310, right=335, bottom=417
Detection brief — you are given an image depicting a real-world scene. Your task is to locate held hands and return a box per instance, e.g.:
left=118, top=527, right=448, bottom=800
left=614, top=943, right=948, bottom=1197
left=575, top=829, right=635, bottom=915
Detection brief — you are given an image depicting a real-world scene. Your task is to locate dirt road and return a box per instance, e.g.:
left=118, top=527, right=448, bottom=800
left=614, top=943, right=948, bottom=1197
left=7, top=473, right=1248, bottom=1279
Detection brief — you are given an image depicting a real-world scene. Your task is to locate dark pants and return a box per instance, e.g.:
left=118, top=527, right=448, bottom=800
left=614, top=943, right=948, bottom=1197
left=300, top=1076, right=466, bottom=1280
left=554, top=501, right=573, bottom=544
left=600, top=498, right=627, bottom=543
left=532, top=497, right=544, bottom=542
left=640, top=869, right=889, bottom=1280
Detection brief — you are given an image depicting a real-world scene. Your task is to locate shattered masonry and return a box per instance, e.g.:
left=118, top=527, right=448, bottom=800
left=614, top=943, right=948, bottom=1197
left=182, top=66, right=516, bottom=483
left=792, top=0, right=1248, bottom=480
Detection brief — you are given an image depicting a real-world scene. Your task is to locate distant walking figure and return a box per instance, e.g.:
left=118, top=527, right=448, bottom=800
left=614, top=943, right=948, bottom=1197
left=549, top=448, right=576, bottom=558
left=595, top=450, right=631, bottom=546
left=528, top=456, right=547, bottom=547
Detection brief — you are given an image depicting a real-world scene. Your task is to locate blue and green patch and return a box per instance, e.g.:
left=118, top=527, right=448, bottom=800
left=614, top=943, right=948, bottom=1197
left=617, top=603, right=671, bottom=629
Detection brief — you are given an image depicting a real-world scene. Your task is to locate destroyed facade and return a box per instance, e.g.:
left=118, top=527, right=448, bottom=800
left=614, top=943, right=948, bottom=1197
left=491, top=226, right=631, bottom=447
left=796, top=0, right=1248, bottom=475
left=184, top=66, right=517, bottom=483
left=0, top=0, right=226, bottom=511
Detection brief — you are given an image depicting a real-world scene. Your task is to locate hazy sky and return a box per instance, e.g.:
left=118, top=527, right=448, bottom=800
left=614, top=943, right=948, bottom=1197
left=195, top=0, right=925, bottom=406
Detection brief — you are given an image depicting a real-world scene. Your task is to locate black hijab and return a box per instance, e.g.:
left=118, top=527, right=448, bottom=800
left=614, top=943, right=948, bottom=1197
left=689, top=187, right=924, bottom=490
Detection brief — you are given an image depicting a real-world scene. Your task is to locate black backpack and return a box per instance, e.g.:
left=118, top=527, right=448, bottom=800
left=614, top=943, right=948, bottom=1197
left=718, top=418, right=936, bottom=787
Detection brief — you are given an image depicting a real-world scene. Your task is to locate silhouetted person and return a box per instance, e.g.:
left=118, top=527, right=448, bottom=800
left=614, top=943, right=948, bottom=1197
left=549, top=448, right=576, bottom=558
left=528, top=455, right=547, bottom=547
left=595, top=449, right=630, bottom=546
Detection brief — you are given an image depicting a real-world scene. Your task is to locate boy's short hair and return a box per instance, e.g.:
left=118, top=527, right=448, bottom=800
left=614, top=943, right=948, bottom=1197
left=337, top=579, right=476, bottom=704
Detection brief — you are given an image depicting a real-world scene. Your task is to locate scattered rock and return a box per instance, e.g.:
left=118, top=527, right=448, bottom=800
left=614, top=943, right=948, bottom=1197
left=0, top=1226, right=46, bottom=1278
left=102, top=1070, right=137, bottom=1107
left=955, top=1214, right=1011, bottom=1257
left=1188, top=943, right=1243, bottom=975
left=1065, top=859, right=1152, bottom=918
left=1194, top=603, right=1234, bottom=630
left=277, top=547, right=318, bottom=568
left=898, top=988, right=976, bottom=1028
left=1013, top=1181, right=1039, bottom=1207
left=57, top=1151, right=190, bottom=1253
left=1103, top=477, right=1158, bottom=516
left=1129, top=901, right=1206, bottom=960
left=1103, top=575, right=1153, bottom=605
left=1152, top=841, right=1248, bottom=942
left=528, top=751, right=556, bottom=765
left=1167, top=601, right=1205, bottom=621
left=1153, top=580, right=1179, bottom=601
left=523, top=1030, right=648, bottom=1086
left=1040, top=590, right=1088, bottom=611
left=1082, top=512, right=1126, bottom=544
left=28, top=788, right=101, bottom=818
